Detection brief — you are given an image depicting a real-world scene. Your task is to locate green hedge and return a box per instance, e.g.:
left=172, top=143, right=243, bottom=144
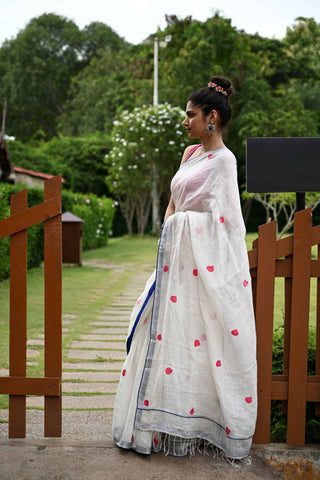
left=61, top=190, right=115, bottom=251
left=0, top=184, right=116, bottom=281
left=271, top=326, right=319, bottom=443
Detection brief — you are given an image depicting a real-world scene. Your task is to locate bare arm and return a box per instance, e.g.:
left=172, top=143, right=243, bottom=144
left=162, top=145, right=199, bottom=224
left=163, top=194, right=175, bottom=222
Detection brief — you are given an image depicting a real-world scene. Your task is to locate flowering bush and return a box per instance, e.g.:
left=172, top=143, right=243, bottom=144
left=62, top=190, right=115, bottom=250
left=105, top=103, right=190, bottom=234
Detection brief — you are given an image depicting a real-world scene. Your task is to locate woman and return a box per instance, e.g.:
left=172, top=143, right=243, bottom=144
left=112, top=76, right=257, bottom=460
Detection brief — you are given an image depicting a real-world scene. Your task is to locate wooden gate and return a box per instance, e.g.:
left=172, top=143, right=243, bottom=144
left=0, top=175, right=62, bottom=438
left=249, top=208, right=320, bottom=445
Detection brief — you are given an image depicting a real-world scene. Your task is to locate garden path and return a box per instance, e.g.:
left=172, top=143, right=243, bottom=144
left=0, top=263, right=153, bottom=439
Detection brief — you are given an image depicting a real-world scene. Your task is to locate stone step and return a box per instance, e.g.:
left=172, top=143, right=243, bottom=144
left=62, top=383, right=117, bottom=394
left=70, top=341, right=125, bottom=350
left=27, top=339, right=44, bottom=346
left=0, top=410, right=114, bottom=440
left=80, top=334, right=127, bottom=341
left=63, top=362, right=122, bottom=371
left=63, top=371, right=120, bottom=382
left=67, top=350, right=125, bottom=361
left=27, top=349, right=40, bottom=358
left=92, top=328, right=128, bottom=335
left=99, top=315, right=129, bottom=321
left=27, top=395, right=115, bottom=409
left=90, top=322, right=128, bottom=327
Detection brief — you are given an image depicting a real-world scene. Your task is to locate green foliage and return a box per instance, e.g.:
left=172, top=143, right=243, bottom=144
left=242, top=191, right=320, bottom=238
left=0, top=184, right=116, bottom=280
left=58, top=48, right=133, bottom=136
left=0, top=184, right=44, bottom=280
left=0, top=185, right=10, bottom=280
left=104, top=103, right=189, bottom=234
left=1, top=12, right=320, bottom=233
left=62, top=190, right=116, bottom=250
left=8, top=133, right=110, bottom=196
left=271, top=326, right=319, bottom=443
left=0, top=13, right=84, bottom=140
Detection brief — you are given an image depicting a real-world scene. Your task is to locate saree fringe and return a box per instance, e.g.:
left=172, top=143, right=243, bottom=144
left=150, top=431, right=252, bottom=466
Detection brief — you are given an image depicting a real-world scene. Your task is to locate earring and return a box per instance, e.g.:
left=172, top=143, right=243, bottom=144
left=206, top=120, right=215, bottom=135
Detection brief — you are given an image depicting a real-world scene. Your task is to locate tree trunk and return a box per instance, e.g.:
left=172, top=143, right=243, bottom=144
left=118, top=196, right=135, bottom=235
left=136, top=194, right=152, bottom=236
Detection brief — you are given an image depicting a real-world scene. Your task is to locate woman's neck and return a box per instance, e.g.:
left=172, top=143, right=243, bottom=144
left=201, top=133, right=225, bottom=152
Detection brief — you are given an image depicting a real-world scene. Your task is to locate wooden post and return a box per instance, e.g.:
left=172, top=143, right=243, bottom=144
left=286, top=209, right=312, bottom=444
left=282, top=254, right=293, bottom=414
left=44, top=176, right=62, bottom=437
left=9, top=189, right=28, bottom=438
left=253, top=220, right=277, bottom=443
left=315, top=245, right=320, bottom=416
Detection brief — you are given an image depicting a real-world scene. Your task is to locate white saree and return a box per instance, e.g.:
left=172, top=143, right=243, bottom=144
left=112, top=147, right=257, bottom=459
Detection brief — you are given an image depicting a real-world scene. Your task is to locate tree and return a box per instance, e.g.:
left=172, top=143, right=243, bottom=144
left=104, top=103, right=189, bottom=235
left=0, top=14, right=84, bottom=140
left=284, top=17, right=320, bottom=79
left=8, top=133, right=110, bottom=196
left=58, top=47, right=133, bottom=136
left=242, top=191, right=320, bottom=238
left=81, top=21, right=128, bottom=60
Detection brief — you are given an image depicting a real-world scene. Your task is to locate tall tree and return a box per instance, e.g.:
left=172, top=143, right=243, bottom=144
left=105, top=103, right=189, bottom=235
left=0, top=13, right=84, bottom=140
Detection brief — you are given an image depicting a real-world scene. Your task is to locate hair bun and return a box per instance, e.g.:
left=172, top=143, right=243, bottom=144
left=210, top=76, right=233, bottom=96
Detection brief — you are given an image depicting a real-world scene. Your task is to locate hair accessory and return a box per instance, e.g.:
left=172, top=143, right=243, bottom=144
left=206, top=120, right=215, bottom=135
left=207, top=81, right=228, bottom=96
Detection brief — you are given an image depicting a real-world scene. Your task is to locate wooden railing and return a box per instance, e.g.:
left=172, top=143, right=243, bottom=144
left=0, top=175, right=62, bottom=438
left=249, top=208, right=320, bottom=445
left=0, top=182, right=319, bottom=444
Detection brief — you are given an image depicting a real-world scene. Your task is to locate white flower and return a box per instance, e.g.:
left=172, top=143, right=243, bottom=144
left=176, top=130, right=182, bottom=135
left=169, top=140, right=175, bottom=145
left=85, top=198, right=91, bottom=204
left=154, top=148, right=159, bottom=152
left=133, top=165, right=138, bottom=169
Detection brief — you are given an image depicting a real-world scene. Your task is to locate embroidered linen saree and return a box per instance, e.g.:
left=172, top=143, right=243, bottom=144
left=112, top=147, right=257, bottom=459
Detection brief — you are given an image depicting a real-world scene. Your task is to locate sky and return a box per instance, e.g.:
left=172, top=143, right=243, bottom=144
left=0, top=0, right=319, bottom=47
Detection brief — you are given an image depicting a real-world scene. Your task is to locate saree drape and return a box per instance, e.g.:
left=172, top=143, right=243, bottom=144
left=112, top=147, right=257, bottom=459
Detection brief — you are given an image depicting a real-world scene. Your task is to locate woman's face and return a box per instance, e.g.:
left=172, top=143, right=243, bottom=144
left=182, top=101, right=210, bottom=139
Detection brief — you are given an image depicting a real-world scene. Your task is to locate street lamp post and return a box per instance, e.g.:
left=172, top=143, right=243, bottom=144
left=151, top=37, right=160, bottom=234
left=151, top=36, right=171, bottom=234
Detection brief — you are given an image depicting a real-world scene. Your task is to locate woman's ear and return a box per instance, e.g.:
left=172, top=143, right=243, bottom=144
left=210, top=109, right=218, bottom=121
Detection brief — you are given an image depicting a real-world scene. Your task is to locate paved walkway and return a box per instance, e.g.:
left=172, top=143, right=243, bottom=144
left=0, top=263, right=320, bottom=479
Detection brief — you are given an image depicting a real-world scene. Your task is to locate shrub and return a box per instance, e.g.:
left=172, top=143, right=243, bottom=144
left=61, top=190, right=115, bottom=251
left=271, top=326, right=319, bottom=443
left=0, top=184, right=116, bottom=280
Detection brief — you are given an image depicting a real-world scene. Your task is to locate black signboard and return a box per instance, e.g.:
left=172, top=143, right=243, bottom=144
left=246, top=137, right=320, bottom=193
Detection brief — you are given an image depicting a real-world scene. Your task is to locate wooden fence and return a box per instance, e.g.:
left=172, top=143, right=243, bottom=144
left=0, top=180, right=319, bottom=444
left=0, top=175, right=62, bottom=438
left=249, top=208, right=320, bottom=445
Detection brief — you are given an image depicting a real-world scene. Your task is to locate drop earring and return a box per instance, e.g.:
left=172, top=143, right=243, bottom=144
left=206, top=120, right=215, bottom=135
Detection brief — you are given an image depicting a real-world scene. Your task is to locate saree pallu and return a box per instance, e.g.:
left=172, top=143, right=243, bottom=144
left=112, top=147, right=257, bottom=459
